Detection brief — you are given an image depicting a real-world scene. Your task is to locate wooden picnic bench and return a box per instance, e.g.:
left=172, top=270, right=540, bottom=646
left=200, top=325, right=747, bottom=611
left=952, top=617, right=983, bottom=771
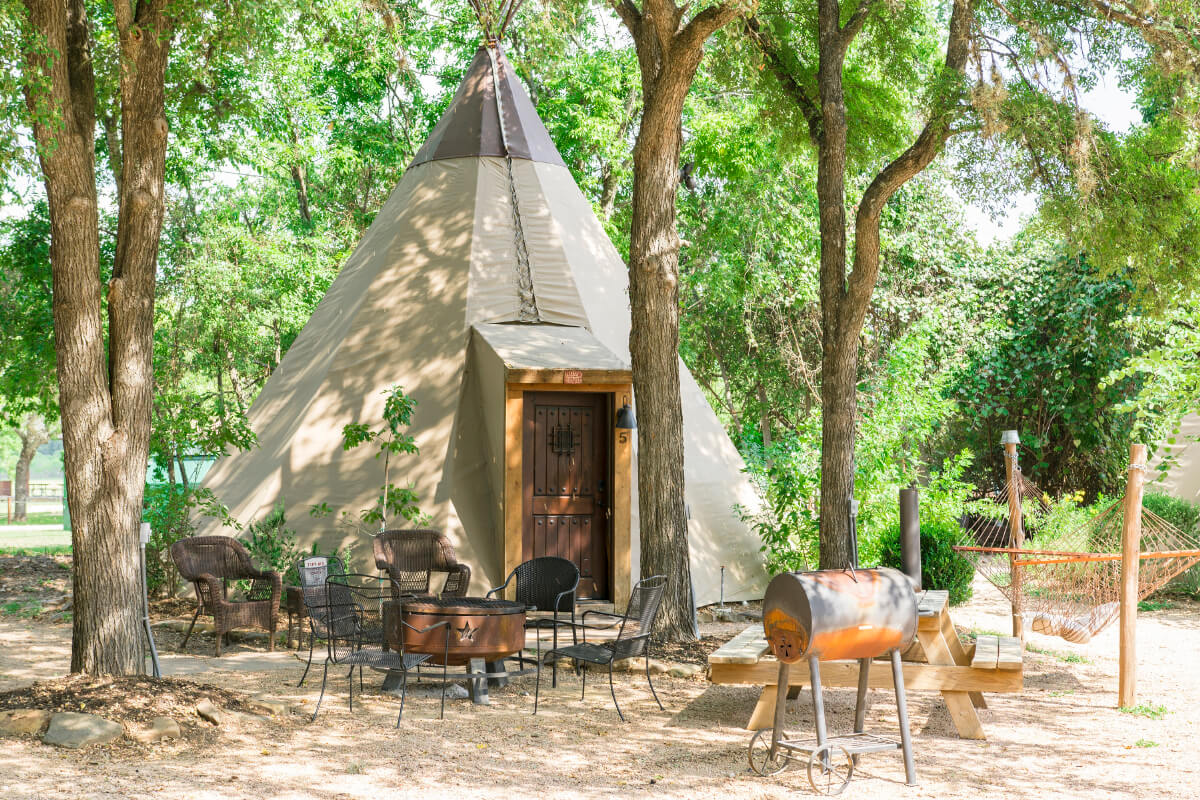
left=707, top=590, right=1023, bottom=740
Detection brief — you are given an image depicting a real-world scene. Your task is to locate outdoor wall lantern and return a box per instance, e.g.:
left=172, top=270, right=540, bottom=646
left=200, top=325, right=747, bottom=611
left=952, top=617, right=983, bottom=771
left=615, top=402, right=637, bottom=430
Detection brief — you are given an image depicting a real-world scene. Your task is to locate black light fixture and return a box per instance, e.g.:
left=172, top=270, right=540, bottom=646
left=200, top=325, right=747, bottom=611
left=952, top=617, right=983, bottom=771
left=615, top=402, right=637, bottom=430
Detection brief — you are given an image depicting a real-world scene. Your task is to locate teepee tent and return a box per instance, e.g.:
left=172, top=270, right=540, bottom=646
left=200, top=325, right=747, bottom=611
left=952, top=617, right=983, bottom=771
left=195, top=41, right=766, bottom=607
left=1150, top=413, right=1200, bottom=503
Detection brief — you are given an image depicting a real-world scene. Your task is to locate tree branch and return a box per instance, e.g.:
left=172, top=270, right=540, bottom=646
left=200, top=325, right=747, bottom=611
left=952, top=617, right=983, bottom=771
left=744, top=15, right=821, bottom=146
left=844, top=0, right=973, bottom=318
left=677, top=1, right=742, bottom=54
left=837, top=0, right=880, bottom=55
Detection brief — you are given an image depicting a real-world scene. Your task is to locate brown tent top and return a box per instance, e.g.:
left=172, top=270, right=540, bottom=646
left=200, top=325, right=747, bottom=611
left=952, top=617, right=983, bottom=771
left=409, top=45, right=566, bottom=169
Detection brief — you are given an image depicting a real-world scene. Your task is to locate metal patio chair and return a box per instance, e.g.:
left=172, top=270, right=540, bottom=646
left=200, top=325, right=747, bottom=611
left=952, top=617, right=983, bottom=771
left=534, top=574, right=667, bottom=722
left=309, top=572, right=451, bottom=726
left=170, top=536, right=282, bottom=657
left=373, top=529, right=471, bottom=599
left=293, top=555, right=349, bottom=687
left=487, top=556, right=580, bottom=687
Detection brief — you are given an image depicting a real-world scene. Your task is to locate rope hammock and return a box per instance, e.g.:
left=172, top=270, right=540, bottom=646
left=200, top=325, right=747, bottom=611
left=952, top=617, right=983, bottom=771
left=953, top=468, right=1200, bottom=644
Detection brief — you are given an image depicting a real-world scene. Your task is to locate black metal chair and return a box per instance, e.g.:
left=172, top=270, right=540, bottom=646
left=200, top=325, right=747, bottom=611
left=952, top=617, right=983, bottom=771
left=534, top=575, right=667, bottom=722
left=309, top=573, right=451, bottom=726
left=293, top=555, right=349, bottom=687
left=487, top=556, right=580, bottom=687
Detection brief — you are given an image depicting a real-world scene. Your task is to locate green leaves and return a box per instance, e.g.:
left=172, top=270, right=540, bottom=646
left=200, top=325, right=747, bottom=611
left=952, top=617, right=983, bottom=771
left=339, top=383, right=424, bottom=527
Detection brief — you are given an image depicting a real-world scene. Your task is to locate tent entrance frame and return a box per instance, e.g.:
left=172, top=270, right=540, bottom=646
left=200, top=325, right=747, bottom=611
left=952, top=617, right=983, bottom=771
left=504, top=377, right=633, bottom=610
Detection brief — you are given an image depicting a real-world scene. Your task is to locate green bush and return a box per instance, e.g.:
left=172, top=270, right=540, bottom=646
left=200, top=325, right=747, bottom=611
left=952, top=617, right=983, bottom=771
left=1142, top=491, right=1200, bottom=534
left=143, top=484, right=196, bottom=597
left=1142, top=491, right=1200, bottom=598
left=241, top=502, right=303, bottom=587
left=878, top=517, right=975, bottom=605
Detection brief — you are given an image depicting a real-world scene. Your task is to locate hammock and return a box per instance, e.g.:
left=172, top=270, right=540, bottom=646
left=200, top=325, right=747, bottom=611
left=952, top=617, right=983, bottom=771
left=954, top=470, right=1200, bottom=644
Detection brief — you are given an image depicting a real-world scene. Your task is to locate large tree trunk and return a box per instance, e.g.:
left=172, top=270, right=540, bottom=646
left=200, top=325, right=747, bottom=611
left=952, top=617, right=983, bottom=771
left=629, top=83, right=693, bottom=639
left=21, top=0, right=172, bottom=675
left=749, top=0, right=974, bottom=568
left=814, top=0, right=856, bottom=568
left=616, top=0, right=741, bottom=640
left=13, top=414, right=51, bottom=522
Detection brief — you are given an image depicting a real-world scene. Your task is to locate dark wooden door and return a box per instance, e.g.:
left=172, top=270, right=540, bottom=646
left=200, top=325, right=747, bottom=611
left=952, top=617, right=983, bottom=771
left=522, top=392, right=610, bottom=598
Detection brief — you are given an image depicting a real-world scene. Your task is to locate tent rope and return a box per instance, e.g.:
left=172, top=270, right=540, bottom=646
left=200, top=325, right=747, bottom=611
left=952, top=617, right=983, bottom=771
left=483, top=31, right=539, bottom=323
left=953, top=472, right=1200, bottom=643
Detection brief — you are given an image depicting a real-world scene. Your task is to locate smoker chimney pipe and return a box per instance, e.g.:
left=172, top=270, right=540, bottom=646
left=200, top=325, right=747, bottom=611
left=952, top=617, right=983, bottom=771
left=899, top=486, right=921, bottom=590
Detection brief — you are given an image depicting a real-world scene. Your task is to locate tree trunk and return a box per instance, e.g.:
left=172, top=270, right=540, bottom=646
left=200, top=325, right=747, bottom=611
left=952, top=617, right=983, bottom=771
left=20, top=0, right=173, bottom=675
left=629, top=88, right=694, bottom=639
left=616, top=0, right=741, bottom=640
left=13, top=414, right=50, bottom=523
left=747, top=0, right=974, bottom=568
left=814, top=0, right=856, bottom=567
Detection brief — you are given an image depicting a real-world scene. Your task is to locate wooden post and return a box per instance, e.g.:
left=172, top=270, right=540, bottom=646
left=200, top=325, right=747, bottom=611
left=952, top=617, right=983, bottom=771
left=1002, top=430, right=1024, bottom=640
left=1119, top=443, right=1147, bottom=708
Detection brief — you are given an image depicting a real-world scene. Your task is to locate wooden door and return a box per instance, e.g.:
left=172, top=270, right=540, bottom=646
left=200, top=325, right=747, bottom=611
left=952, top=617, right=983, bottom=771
left=522, top=392, right=610, bottom=598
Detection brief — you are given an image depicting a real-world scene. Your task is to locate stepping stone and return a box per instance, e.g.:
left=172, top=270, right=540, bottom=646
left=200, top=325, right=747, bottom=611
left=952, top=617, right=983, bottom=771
left=393, top=683, right=470, bottom=700
left=42, top=712, right=124, bottom=749
left=195, top=699, right=222, bottom=726
left=0, top=708, right=51, bottom=736
left=247, top=696, right=289, bottom=716
left=126, top=717, right=181, bottom=744
left=667, top=663, right=703, bottom=678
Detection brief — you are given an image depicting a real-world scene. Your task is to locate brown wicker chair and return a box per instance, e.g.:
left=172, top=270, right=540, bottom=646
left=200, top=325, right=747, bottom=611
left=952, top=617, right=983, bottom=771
left=373, top=529, right=470, bottom=599
left=170, top=536, right=282, bottom=657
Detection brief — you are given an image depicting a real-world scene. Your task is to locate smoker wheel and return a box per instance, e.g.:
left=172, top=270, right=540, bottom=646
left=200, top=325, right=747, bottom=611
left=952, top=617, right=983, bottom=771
left=807, top=744, right=854, bottom=795
left=747, top=728, right=790, bottom=776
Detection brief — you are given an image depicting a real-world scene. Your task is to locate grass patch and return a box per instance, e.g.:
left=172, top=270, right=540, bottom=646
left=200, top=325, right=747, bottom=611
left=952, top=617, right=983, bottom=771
left=1138, top=599, right=1174, bottom=612
left=1025, top=643, right=1090, bottom=663
left=1048, top=690, right=1075, bottom=697
left=969, top=630, right=1007, bottom=639
left=1119, top=703, right=1169, bottom=719
left=1134, top=739, right=1159, bottom=748
left=0, top=601, right=42, bottom=618
left=0, top=511, right=64, bottom=526
left=0, top=544, right=71, bottom=557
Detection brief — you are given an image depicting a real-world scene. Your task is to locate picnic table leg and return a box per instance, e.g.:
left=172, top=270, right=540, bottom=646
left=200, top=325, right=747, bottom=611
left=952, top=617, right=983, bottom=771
left=938, top=610, right=987, bottom=709
left=917, top=625, right=985, bottom=740
left=748, top=684, right=778, bottom=731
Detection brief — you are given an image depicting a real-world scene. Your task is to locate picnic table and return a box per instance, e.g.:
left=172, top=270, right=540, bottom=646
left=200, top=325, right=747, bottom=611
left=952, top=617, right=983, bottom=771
left=707, top=590, right=1023, bottom=740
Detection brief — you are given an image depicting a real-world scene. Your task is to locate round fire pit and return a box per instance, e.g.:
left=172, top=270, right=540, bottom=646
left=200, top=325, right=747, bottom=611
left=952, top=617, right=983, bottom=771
left=390, top=597, right=526, bottom=666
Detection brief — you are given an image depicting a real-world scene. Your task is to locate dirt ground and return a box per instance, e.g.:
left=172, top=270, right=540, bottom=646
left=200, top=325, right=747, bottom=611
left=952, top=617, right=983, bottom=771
left=0, top=562, right=1198, bottom=800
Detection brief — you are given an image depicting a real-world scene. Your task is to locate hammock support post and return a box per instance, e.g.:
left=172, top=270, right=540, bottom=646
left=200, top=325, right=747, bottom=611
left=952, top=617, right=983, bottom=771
left=1001, top=430, right=1023, bottom=641
left=1119, top=443, right=1147, bottom=708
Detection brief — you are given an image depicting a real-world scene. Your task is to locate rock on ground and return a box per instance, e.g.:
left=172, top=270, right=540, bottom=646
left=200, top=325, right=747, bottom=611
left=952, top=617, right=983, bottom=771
left=125, top=716, right=182, bottom=744
left=41, top=712, right=124, bottom=749
left=0, top=708, right=51, bottom=736
left=247, top=695, right=290, bottom=716
left=195, top=699, right=222, bottom=725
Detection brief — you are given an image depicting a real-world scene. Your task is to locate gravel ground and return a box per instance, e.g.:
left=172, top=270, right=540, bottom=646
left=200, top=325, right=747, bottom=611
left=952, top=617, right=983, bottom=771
left=0, top=570, right=1197, bottom=800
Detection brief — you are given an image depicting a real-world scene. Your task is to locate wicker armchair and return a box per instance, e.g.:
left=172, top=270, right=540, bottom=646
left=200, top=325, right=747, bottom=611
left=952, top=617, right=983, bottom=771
left=373, top=529, right=471, bottom=599
left=170, top=536, right=282, bottom=657
left=534, top=575, right=667, bottom=722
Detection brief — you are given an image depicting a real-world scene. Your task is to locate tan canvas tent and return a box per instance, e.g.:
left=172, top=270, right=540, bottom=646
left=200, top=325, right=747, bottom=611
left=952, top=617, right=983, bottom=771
left=196, top=44, right=767, bottom=607
left=1150, top=414, right=1200, bottom=504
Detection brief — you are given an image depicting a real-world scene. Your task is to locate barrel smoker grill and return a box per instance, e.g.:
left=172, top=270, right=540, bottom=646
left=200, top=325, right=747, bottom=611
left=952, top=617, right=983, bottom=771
left=749, top=567, right=919, bottom=794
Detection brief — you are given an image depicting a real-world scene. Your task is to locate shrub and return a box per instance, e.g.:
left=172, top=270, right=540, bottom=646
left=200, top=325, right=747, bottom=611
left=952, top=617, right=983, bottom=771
left=143, top=484, right=197, bottom=597
left=241, top=502, right=303, bottom=587
left=1142, top=491, right=1200, bottom=598
left=878, top=517, right=975, bottom=605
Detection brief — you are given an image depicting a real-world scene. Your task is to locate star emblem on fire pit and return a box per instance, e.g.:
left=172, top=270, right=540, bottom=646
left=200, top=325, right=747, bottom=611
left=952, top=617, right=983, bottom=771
left=457, top=621, right=476, bottom=642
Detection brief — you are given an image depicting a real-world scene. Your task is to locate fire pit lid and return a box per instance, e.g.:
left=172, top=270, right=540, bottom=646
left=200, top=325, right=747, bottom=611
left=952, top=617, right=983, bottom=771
left=402, top=597, right=525, bottom=616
